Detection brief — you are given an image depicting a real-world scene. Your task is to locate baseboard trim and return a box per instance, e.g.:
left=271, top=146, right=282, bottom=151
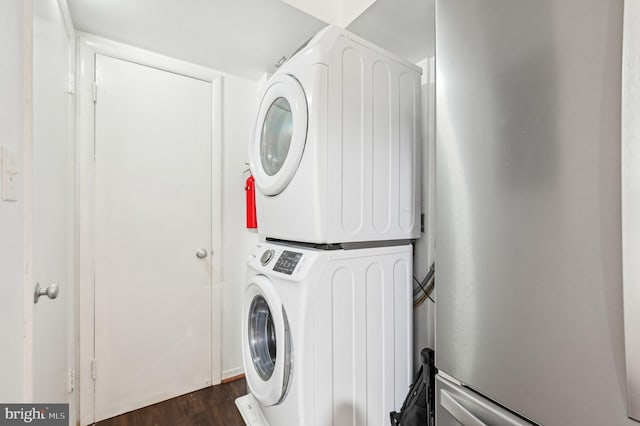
left=222, top=366, right=244, bottom=382
left=222, top=373, right=245, bottom=384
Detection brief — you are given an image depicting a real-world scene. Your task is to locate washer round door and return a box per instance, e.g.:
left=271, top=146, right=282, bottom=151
left=249, top=73, right=308, bottom=196
left=242, top=275, right=293, bottom=406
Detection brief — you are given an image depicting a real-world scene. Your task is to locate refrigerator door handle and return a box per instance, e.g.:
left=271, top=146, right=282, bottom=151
left=440, top=389, right=487, bottom=426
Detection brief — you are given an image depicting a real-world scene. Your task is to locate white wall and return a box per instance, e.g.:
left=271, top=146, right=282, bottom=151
left=412, top=56, right=436, bottom=371
left=341, top=0, right=376, bottom=26
left=279, top=0, right=341, bottom=26
left=0, top=0, right=25, bottom=402
left=278, top=0, right=375, bottom=27
left=220, top=75, right=260, bottom=379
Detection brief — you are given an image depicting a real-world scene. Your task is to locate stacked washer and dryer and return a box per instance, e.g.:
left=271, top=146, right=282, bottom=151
left=236, top=26, right=422, bottom=426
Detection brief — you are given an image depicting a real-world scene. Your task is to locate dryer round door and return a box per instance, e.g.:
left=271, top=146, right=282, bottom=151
left=249, top=74, right=308, bottom=196
left=242, top=275, right=293, bottom=406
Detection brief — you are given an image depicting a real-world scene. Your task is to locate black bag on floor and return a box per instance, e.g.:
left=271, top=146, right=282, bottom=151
left=390, top=348, right=435, bottom=426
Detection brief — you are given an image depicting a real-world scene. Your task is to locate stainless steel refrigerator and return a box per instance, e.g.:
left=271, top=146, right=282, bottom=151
left=434, top=0, right=639, bottom=424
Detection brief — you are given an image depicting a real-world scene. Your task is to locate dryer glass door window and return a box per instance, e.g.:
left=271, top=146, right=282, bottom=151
left=248, top=295, right=277, bottom=381
left=261, top=97, right=293, bottom=176
left=250, top=74, right=308, bottom=196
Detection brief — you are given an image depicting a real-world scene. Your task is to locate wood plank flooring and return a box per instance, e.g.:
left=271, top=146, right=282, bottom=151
left=96, top=379, right=247, bottom=426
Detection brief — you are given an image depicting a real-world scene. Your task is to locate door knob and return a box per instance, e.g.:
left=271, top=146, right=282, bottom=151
left=34, top=283, right=59, bottom=304
left=195, top=248, right=208, bottom=259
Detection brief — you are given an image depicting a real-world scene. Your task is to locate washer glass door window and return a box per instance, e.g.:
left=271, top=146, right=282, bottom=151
left=250, top=74, right=308, bottom=196
left=249, top=295, right=278, bottom=380
left=243, top=276, right=292, bottom=406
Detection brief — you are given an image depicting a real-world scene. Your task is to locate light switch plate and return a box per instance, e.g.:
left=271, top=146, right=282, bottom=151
left=2, top=146, right=19, bottom=202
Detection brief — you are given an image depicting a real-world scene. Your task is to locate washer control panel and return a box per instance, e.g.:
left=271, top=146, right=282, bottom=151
left=272, top=250, right=303, bottom=275
left=249, top=243, right=316, bottom=279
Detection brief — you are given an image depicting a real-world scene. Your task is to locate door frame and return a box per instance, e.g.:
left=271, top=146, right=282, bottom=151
left=76, top=34, right=223, bottom=425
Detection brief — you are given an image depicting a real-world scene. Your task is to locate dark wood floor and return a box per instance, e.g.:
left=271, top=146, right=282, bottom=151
left=96, top=379, right=247, bottom=426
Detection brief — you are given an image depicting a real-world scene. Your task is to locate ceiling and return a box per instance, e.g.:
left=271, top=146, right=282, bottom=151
left=347, top=0, right=435, bottom=63
left=67, top=0, right=328, bottom=80
left=67, top=0, right=434, bottom=81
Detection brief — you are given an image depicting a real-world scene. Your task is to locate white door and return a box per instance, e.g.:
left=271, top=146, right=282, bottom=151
left=249, top=74, right=307, bottom=195
left=93, top=54, right=214, bottom=421
left=31, top=0, right=73, bottom=406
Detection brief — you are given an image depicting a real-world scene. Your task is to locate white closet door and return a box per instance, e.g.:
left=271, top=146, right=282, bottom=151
left=93, top=54, right=213, bottom=421
left=32, top=0, right=72, bottom=406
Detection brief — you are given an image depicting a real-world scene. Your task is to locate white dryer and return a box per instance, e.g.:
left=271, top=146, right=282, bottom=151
left=249, top=26, right=422, bottom=244
left=240, top=241, right=413, bottom=425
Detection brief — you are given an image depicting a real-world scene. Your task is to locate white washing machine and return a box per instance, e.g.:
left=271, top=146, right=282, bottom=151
left=239, top=241, right=413, bottom=425
left=249, top=26, right=422, bottom=244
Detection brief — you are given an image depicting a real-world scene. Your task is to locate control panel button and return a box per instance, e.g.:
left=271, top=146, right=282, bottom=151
left=260, top=249, right=275, bottom=266
left=273, top=250, right=303, bottom=275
